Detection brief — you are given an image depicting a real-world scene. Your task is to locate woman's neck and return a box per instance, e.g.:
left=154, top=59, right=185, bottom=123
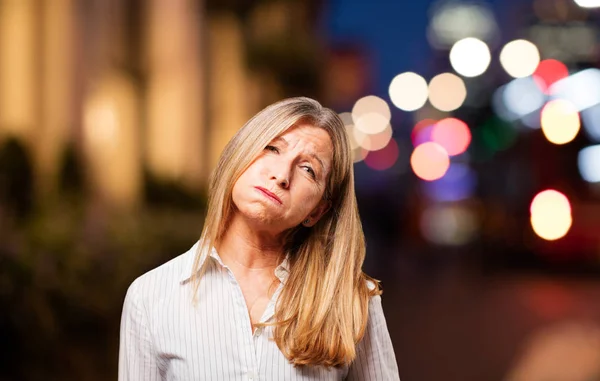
left=216, top=214, right=285, bottom=272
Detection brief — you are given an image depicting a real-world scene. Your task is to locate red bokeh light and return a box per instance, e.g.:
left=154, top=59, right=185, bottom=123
left=431, top=118, right=471, bottom=156
left=411, top=119, right=436, bottom=147
left=533, top=59, right=569, bottom=94
left=364, top=138, right=399, bottom=171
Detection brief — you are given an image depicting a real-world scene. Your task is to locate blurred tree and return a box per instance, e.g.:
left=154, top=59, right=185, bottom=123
left=143, top=168, right=206, bottom=210
left=57, top=142, right=85, bottom=198
left=0, top=137, right=34, bottom=221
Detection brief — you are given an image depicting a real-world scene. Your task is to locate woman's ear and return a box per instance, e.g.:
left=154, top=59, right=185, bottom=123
left=303, top=200, right=331, bottom=227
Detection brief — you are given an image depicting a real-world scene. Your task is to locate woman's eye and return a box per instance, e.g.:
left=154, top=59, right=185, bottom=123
left=302, top=166, right=316, bottom=178
left=265, top=145, right=279, bottom=153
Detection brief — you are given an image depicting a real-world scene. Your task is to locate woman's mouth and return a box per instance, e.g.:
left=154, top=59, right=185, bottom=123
left=255, top=187, right=283, bottom=205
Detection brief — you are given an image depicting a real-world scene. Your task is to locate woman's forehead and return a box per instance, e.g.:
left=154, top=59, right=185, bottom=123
left=275, top=124, right=333, bottom=153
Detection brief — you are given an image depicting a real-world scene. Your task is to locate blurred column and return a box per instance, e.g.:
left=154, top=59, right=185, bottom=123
left=83, top=72, right=141, bottom=207
left=38, top=0, right=76, bottom=193
left=145, top=0, right=206, bottom=190
left=80, top=0, right=142, bottom=207
left=207, top=13, right=250, bottom=170
left=0, top=0, right=38, bottom=142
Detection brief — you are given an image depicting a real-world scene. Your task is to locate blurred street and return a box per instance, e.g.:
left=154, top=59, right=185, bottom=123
left=384, top=263, right=600, bottom=381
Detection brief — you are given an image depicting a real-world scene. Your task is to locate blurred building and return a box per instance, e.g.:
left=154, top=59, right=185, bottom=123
left=0, top=0, right=323, bottom=209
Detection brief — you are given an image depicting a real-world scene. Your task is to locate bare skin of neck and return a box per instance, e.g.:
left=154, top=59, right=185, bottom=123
left=216, top=214, right=286, bottom=331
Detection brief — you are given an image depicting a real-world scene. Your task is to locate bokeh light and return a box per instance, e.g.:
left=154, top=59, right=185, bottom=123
left=431, top=118, right=471, bottom=156
left=355, top=123, right=393, bottom=151
left=499, top=39, right=540, bottom=78
left=520, top=109, right=543, bottom=129
left=364, top=138, right=399, bottom=171
left=503, top=76, right=547, bottom=120
left=339, top=112, right=353, bottom=129
left=492, top=85, right=519, bottom=122
left=339, top=112, right=368, bottom=163
left=541, top=99, right=580, bottom=145
left=530, top=190, right=572, bottom=241
left=351, top=95, right=391, bottom=134
left=410, top=142, right=450, bottom=181
left=578, top=145, right=600, bottom=183
left=84, top=99, right=119, bottom=147
left=449, top=37, right=491, bottom=77
left=389, top=72, right=429, bottom=112
left=413, top=103, right=448, bottom=124
left=550, top=68, right=600, bottom=111
left=573, top=0, right=600, bottom=8
left=420, top=204, right=478, bottom=245
left=353, top=147, right=369, bottom=163
left=421, top=163, right=476, bottom=202
left=533, top=59, right=569, bottom=93
left=351, top=127, right=369, bottom=149
left=427, top=2, right=499, bottom=48
left=340, top=112, right=359, bottom=149
left=478, top=116, right=518, bottom=154
left=428, top=73, right=467, bottom=112
left=411, top=119, right=436, bottom=146
left=582, top=103, right=600, bottom=142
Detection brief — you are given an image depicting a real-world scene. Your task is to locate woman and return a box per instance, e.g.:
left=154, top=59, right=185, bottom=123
left=119, top=97, right=400, bottom=380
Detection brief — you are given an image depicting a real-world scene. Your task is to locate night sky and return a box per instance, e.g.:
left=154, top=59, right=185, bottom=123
left=321, top=0, right=535, bottom=98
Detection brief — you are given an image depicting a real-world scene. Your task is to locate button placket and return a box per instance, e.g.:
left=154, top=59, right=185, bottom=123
left=224, top=267, right=260, bottom=374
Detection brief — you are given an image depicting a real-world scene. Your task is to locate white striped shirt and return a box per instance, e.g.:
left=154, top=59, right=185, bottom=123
left=119, top=241, right=400, bottom=380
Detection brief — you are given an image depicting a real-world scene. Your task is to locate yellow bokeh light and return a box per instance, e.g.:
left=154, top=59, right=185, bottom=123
left=574, top=0, right=600, bottom=8
left=420, top=204, right=478, bottom=245
left=354, top=123, right=393, bottom=151
left=340, top=111, right=369, bottom=163
left=410, top=142, right=450, bottom=181
left=541, top=99, right=581, bottom=145
left=353, top=147, right=369, bottom=163
left=428, top=73, right=467, bottom=112
left=428, top=2, right=499, bottom=48
left=530, top=189, right=571, bottom=216
left=341, top=110, right=393, bottom=152
left=351, top=95, right=391, bottom=134
left=84, top=98, right=119, bottom=148
left=339, top=112, right=353, bottom=127
left=530, top=190, right=572, bottom=241
left=389, top=72, right=429, bottom=111
left=449, top=37, right=491, bottom=77
left=499, top=39, right=540, bottom=78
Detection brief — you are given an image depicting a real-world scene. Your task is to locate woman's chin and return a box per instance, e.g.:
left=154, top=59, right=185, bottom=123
left=236, top=211, right=288, bottom=230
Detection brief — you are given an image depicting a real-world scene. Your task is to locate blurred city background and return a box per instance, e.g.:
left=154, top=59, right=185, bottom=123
left=1, top=0, right=600, bottom=380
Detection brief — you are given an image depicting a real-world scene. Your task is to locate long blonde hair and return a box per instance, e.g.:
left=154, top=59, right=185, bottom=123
left=191, top=96, right=381, bottom=367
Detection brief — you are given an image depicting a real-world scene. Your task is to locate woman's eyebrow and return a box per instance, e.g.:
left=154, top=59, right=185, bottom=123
left=271, top=136, right=288, bottom=146
left=273, top=136, right=326, bottom=172
left=309, top=153, right=326, bottom=172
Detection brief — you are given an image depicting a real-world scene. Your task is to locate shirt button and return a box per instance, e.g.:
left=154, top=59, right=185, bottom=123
left=247, top=370, right=257, bottom=380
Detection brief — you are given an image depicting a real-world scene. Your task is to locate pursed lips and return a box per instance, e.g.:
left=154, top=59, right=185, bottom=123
left=255, top=186, right=283, bottom=205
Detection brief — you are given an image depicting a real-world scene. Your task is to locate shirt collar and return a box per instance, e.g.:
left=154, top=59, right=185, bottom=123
left=179, top=240, right=291, bottom=284
left=274, top=256, right=290, bottom=284
left=179, top=241, right=216, bottom=284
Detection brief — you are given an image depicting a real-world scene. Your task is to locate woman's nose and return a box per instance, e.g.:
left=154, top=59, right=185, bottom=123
left=270, top=162, right=291, bottom=189
left=271, top=171, right=290, bottom=189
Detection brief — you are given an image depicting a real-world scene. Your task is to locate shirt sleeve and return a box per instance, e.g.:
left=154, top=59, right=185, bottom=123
left=346, top=294, right=401, bottom=381
left=118, top=280, right=162, bottom=381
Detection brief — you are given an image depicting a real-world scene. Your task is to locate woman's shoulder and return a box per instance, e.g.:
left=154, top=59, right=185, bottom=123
left=126, top=241, right=199, bottom=301
left=364, top=278, right=384, bottom=314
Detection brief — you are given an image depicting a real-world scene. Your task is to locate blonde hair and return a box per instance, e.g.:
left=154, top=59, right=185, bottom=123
left=191, top=96, right=381, bottom=367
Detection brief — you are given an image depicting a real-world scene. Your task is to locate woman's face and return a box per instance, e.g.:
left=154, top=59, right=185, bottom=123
left=231, top=122, right=333, bottom=234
